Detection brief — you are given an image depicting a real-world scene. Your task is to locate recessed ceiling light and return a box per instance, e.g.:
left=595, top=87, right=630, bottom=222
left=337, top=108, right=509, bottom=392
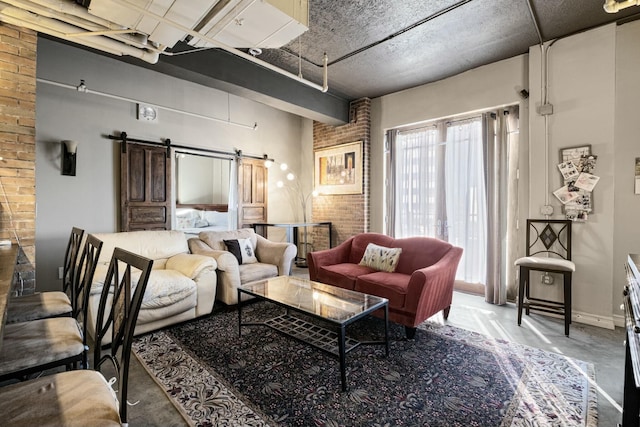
left=249, top=47, right=262, bottom=56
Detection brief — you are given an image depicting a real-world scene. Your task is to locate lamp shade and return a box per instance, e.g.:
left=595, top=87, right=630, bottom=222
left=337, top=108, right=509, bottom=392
left=62, top=140, right=78, bottom=154
left=61, top=140, right=78, bottom=176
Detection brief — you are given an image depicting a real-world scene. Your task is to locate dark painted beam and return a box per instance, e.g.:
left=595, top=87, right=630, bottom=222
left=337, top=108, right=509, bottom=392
left=141, top=47, right=349, bottom=126
left=41, top=35, right=349, bottom=125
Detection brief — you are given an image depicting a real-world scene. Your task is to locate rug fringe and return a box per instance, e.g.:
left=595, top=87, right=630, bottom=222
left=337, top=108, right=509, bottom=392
left=586, top=363, right=599, bottom=427
left=132, top=337, right=196, bottom=427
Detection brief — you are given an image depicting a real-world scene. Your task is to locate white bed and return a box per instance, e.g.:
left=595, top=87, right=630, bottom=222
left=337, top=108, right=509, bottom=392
left=175, top=206, right=230, bottom=238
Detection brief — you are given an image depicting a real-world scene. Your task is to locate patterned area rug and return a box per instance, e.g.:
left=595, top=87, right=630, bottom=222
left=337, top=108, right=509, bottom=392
left=132, top=302, right=597, bottom=427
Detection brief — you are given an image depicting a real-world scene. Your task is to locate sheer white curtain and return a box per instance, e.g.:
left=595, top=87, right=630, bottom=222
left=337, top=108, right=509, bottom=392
left=393, top=126, right=440, bottom=238
left=444, top=118, right=487, bottom=285
left=227, top=157, right=239, bottom=230
left=392, top=117, right=487, bottom=285
left=388, top=108, right=519, bottom=300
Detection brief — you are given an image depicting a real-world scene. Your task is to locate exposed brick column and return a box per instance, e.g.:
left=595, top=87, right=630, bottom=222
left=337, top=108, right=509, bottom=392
left=312, top=98, right=371, bottom=248
left=0, top=23, right=37, bottom=294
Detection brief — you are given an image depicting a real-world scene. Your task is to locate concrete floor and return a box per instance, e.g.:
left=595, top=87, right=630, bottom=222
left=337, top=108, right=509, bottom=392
left=126, top=270, right=626, bottom=426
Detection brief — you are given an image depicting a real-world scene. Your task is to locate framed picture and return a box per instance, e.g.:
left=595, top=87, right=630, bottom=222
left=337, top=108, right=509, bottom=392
left=559, top=145, right=591, bottom=165
left=314, top=141, right=363, bottom=195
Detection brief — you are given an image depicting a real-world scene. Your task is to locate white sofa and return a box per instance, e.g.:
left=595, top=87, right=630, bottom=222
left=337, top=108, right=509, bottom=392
left=188, top=228, right=296, bottom=305
left=88, top=230, right=217, bottom=343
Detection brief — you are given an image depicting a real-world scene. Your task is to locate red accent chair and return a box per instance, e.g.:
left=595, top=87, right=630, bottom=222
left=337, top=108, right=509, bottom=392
left=307, top=233, right=463, bottom=339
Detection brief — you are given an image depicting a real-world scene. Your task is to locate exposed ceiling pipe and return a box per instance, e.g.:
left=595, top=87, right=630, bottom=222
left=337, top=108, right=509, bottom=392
left=4, top=0, right=151, bottom=48
left=37, top=77, right=258, bottom=130
left=604, top=0, right=640, bottom=13
left=0, top=3, right=159, bottom=63
left=25, top=0, right=122, bottom=29
left=110, top=0, right=328, bottom=93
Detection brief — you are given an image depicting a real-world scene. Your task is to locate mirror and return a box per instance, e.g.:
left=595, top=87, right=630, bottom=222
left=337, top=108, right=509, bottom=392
left=175, top=153, right=231, bottom=204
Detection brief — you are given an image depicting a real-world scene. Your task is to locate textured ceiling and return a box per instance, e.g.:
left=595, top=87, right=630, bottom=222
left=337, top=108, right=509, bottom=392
left=239, top=0, right=640, bottom=100
left=38, top=0, right=640, bottom=123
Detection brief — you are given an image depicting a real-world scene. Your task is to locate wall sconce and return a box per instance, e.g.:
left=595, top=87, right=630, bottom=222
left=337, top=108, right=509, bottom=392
left=61, top=140, right=78, bottom=176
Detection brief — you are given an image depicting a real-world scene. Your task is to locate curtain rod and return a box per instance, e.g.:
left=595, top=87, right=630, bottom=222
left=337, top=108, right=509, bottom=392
left=106, top=132, right=272, bottom=162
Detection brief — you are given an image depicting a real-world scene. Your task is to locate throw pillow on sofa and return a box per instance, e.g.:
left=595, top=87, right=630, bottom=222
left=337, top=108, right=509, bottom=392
left=224, top=238, right=258, bottom=264
left=223, top=239, right=242, bottom=264
left=359, top=243, right=402, bottom=273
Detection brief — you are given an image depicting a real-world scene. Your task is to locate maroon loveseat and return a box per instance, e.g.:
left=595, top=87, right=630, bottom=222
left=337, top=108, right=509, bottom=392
left=307, top=233, right=463, bottom=338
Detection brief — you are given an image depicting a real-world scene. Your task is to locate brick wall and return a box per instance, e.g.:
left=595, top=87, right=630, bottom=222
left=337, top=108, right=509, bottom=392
left=311, top=98, right=371, bottom=248
left=0, top=23, right=37, bottom=294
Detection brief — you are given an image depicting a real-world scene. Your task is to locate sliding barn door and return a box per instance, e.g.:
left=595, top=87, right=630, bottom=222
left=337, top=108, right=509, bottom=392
left=238, top=158, right=267, bottom=228
left=120, top=142, right=171, bottom=231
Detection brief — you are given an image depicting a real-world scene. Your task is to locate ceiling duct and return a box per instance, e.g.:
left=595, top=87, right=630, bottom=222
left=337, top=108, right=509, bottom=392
left=86, top=0, right=308, bottom=50
left=0, top=0, right=324, bottom=90
left=187, top=0, right=309, bottom=49
left=604, top=0, right=640, bottom=12
left=108, top=0, right=327, bottom=92
left=0, top=0, right=159, bottom=63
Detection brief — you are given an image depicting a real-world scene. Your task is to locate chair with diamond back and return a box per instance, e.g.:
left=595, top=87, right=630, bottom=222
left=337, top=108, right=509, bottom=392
left=0, top=247, right=153, bottom=427
left=93, top=247, right=154, bottom=425
left=515, top=219, right=575, bottom=336
left=0, top=233, right=102, bottom=381
left=6, top=227, right=84, bottom=323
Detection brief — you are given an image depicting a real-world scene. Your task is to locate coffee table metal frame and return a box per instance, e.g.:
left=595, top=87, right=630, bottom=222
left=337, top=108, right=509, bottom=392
left=237, top=277, right=389, bottom=391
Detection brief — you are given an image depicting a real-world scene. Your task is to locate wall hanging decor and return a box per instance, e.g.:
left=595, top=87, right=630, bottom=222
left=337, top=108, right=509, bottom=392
left=314, top=141, right=363, bottom=195
left=555, top=145, right=599, bottom=221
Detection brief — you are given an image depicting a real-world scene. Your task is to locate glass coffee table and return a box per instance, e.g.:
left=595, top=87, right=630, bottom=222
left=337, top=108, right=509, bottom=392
left=237, top=276, right=389, bottom=391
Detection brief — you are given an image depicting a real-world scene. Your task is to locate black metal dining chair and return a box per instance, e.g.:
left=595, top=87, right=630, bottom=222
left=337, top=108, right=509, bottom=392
left=515, top=219, right=575, bottom=336
left=0, top=247, right=153, bottom=426
left=6, top=227, right=84, bottom=323
left=0, top=233, right=102, bottom=381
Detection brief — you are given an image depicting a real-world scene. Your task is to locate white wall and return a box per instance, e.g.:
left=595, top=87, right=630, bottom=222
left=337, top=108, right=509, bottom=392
left=613, top=20, right=640, bottom=326
left=371, top=54, right=529, bottom=238
left=528, top=25, right=616, bottom=328
left=35, top=38, right=306, bottom=291
left=371, top=23, right=632, bottom=328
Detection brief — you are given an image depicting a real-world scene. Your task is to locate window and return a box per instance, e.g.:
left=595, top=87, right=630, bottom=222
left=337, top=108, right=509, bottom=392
left=386, top=107, right=519, bottom=299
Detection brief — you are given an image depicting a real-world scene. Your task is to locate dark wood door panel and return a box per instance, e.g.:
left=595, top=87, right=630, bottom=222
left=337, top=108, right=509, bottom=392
left=128, top=147, right=146, bottom=202
left=238, top=158, right=267, bottom=228
left=242, top=206, right=265, bottom=221
left=241, top=163, right=253, bottom=204
left=150, top=150, right=168, bottom=202
left=128, top=206, right=167, bottom=224
left=121, top=142, right=171, bottom=231
left=254, top=166, right=266, bottom=204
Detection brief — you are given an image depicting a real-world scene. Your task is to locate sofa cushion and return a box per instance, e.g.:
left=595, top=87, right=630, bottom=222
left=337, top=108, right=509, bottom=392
left=317, top=263, right=376, bottom=290
left=392, top=236, right=453, bottom=275
left=137, top=291, right=197, bottom=324
left=355, top=271, right=412, bottom=309
left=224, top=238, right=258, bottom=265
left=239, top=262, right=278, bottom=283
left=359, top=243, right=402, bottom=272
left=90, top=268, right=197, bottom=311
left=199, top=229, right=257, bottom=252
left=223, top=239, right=243, bottom=264
left=239, top=238, right=258, bottom=264
left=93, top=230, right=189, bottom=265
left=349, top=234, right=395, bottom=264
left=142, top=270, right=197, bottom=310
